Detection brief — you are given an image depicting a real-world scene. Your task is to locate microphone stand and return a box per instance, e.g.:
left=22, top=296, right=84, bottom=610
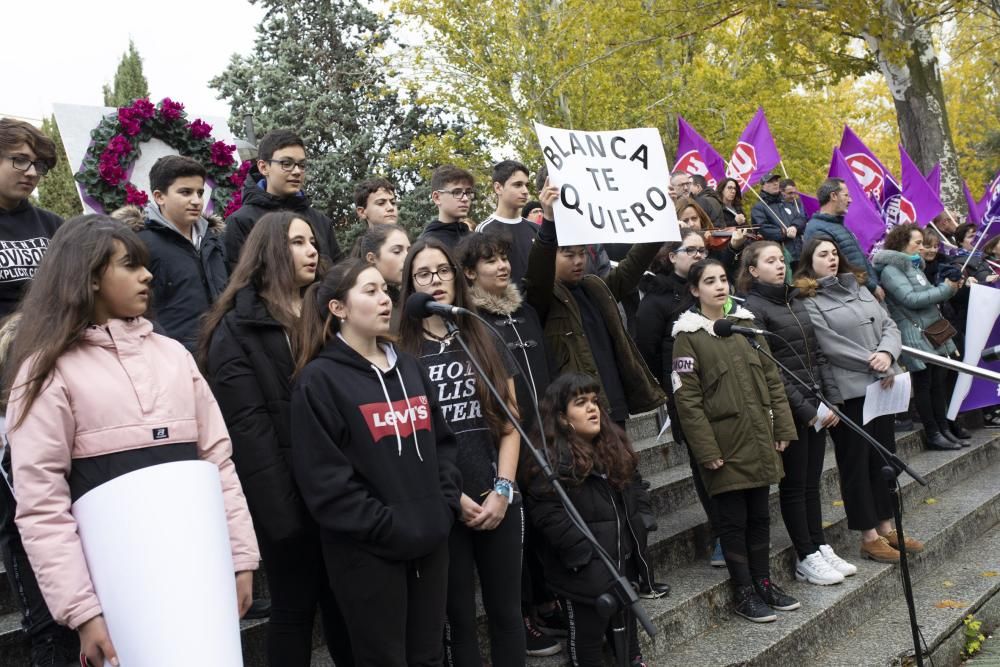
left=742, top=333, right=925, bottom=666
left=441, top=318, right=656, bottom=663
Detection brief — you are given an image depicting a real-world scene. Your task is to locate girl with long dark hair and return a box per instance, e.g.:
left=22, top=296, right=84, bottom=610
left=200, top=211, right=352, bottom=666
left=396, top=239, right=525, bottom=666
left=354, top=223, right=411, bottom=302
left=4, top=215, right=258, bottom=666
left=290, top=258, right=461, bottom=665
left=523, top=372, right=654, bottom=667
left=717, top=177, right=747, bottom=227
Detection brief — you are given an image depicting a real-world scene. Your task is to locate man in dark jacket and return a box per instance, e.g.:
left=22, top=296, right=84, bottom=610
left=420, top=164, right=474, bottom=249
left=752, top=172, right=806, bottom=261
left=691, top=174, right=724, bottom=228
left=803, top=177, right=884, bottom=299
left=224, top=129, right=341, bottom=270
left=127, top=156, right=228, bottom=351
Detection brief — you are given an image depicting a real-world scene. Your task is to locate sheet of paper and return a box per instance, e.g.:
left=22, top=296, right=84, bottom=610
left=72, top=460, right=243, bottom=666
left=657, top=414, right=672, bottom=440
left=862, top=372, right=912, bottom=425
left=813, top=402, right=833, bottom=432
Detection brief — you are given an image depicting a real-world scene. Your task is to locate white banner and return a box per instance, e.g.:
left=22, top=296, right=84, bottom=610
left=72, top=460, right=243, bottom=667
left=948, top=284, right=1000, bottom=419
left=534, top=123, right=680, bottom=246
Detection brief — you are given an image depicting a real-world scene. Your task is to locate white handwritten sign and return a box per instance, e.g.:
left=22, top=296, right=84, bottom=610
left=535, top=123, right=680, bottom=246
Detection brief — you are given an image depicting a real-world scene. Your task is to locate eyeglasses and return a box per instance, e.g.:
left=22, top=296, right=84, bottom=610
left=438, top=188, right=475, bottom=200
left=413, top=265, right=456, bottom=286
left=677, top=246, right=708, bottom=257
left=6, top=155, right=49, bottom=176
left=267, top=159, right=308, bottom=173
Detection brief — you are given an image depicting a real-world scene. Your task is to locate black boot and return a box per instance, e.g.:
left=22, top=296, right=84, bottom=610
left=734, top=585, right=776, bottom=623
left=946, top=420, right=972, bottom=440
left=752, top=576, right=800, bottom=611
left=927, top=431, right=961, bottom=451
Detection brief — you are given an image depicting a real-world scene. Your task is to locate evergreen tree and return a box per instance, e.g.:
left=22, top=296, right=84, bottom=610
left=36, top=116, right=83, bottom=219
left=102, top=39, right=150, bottom=107
left=210, top=0, right=489, bottom=246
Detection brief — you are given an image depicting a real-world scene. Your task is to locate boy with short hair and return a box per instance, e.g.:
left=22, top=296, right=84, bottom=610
left=129, top=155, right=227, bottom=351
left=354, top=177, right=398, bottom=227
left=420, top=165, right=475, bottom=248
left=224, top=128, right=341, bottom=270
left=477, top=160, right=539, bottom=284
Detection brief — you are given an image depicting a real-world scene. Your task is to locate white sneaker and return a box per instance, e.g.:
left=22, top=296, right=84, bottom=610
left=795, top=551, right=845, bottom=585
left=819, top=544, right=858, bottom=577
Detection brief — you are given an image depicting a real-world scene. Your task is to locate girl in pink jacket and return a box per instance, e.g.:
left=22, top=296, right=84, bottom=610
left=3, top=215, right=259, bottom=666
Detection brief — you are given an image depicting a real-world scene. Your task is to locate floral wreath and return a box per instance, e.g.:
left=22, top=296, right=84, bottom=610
left=75, top=97, right=251, bottom=218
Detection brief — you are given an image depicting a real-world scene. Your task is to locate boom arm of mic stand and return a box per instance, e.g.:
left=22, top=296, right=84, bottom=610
left=442, top=319, right=658, bottom=638
left=745, top=336, right=927, bottom=487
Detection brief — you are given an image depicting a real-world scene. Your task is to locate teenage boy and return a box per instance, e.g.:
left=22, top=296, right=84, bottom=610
left=0, top=119, right=63, bottom=320
left=420, top=165, right=475, bottom=249
left=225, top=129, right=341, bottom=270
left=131, top=156, right=227, bottom=351
left=477, top=160, right=539, bottom=284
left=354, top=177, right=399, bottom=227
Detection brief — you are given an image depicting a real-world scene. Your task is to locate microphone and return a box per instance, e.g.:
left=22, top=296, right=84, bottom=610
left=983, top=344, right=1000, bottom=364
left=712, top=319, right=772, bottom=338
left=403, top=292, right=472, bottom=320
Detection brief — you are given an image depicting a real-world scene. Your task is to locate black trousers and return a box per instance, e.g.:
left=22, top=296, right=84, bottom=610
left=257, top=526, right=353, bottom=667
left=564, top=597, right=640, bottom=667
left=713, top=486, right=771, bottom=587
left=322, top=538, right=449, bottom=666
left=687, top=440, right=720, bottom=540
left=778, top=419, right=828, bottom=559
left=829, top=396, right=896, bottom=531
left=521, top=517, right=554, bottom=612
left=911, top=364, right=950, bottom=436
left=445, top=506, right=525, bottom=667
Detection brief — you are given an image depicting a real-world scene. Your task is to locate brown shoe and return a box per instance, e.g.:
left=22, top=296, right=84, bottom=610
left=883, top=529, right=924, bottom=553
left=860, top=536, right=900, bottom=563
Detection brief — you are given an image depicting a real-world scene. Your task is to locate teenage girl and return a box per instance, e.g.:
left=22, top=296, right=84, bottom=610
left=396, top=239, right=526, bottom=666
left=671, top=258, right=799, bottom=623
left=4, top=215, right=258, bottom=666
left=524, top=372, right=655, bottom=667
left=354, top=223, right=411, bottom=303
left=290, top=258, right=461, bottom=665
left=200, top=211, right=352, bottom=666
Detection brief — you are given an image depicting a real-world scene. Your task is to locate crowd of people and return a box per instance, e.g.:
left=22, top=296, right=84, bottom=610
left=0, top=115, right=997, bottom=666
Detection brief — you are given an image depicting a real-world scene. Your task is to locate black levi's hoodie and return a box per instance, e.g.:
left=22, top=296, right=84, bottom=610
left=290, top=335, right=462, bottom=561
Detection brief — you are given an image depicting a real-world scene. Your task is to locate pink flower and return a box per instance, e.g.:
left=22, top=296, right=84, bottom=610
left=99, top=162, right=127, bottom=186
left=125, top=183, right=149, bottom=207
left=130, top=98, right=156, bottom=119
left=229, top=162, right=251, bottom=188
left=159, top=98, right=185, bottom=122
left=188, top=119, right=213, bottom=140
left=223, top=191, right=243, bottom=218
left=117, top=108, right=142, bottom=136
left=106, top=134, right=132, bottom=158
left=210, top=141, right=236, bottom=167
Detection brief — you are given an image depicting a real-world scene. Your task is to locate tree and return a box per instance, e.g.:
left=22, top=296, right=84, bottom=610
left=36, top=115, right=83, bottom=219
left=210, top=0, right=490, bottom=247
left=102, top=39, right=150, bottom=107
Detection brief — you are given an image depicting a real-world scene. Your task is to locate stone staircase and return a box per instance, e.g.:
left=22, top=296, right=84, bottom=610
left=3, top=412, right=1000, bottom=666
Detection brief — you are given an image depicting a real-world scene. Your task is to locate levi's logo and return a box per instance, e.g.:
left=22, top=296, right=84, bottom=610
left=358, top=396, right=432, bottom=442
left=152, top=427, right=169, bottom=440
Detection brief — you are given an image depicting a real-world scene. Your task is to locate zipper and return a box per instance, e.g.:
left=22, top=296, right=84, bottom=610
left=621, top=488, right=655, bottom=587
left=606, top=479, right=623, bottom=572
left=785, top=301, right=815, bottom=375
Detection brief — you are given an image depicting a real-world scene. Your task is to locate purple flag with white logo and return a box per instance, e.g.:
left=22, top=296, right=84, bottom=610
left=674, top=116, right=727, bottom=189
left=897, top=145, right=944, bottom=227
left=983, top=171, right=1000, bottom=227
left=924, top=163, right=941, bottom=197
left=725, top=108, right=781, bottom=192
left=838, top=126, right=900, bottom=205
left=949, top=285, right=1000, bottom=417
left=829, top=148, right=886, bottom=253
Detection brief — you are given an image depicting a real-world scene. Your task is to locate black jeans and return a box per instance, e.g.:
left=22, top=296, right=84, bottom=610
left=911, top=364, right=950, bottom=436
left=687, top=440, right=720, bottom=540
left=521, top=518, right=554, bottom=612
left=712, top=486, right=771, bottom=587
left=445, top=506, right=525, bottom=667
left=257, top=526, right=353, bottom=667
left=778, top=419, right=828, bottom=559
left=322, top=538, right=449, bottom=666
left=829, top=396, right=896, bottom=531
left=564, top=597, right=640, bottom=667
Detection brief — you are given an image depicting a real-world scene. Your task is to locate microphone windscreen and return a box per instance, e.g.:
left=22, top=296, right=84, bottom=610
left=712, top=318, right=734, bottom=337
left=404, top=292, right=436, bottom=320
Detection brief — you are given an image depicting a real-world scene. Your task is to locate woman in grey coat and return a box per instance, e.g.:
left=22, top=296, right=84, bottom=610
left=873, top=223, right=964, bottom=451
left=795, top=238, right=919, bottom=565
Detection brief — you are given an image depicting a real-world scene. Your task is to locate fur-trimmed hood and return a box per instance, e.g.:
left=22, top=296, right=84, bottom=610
left=671, top=304, right=755, bottom=337
left=469, top=283, right=523, bottom=316
left=110, top=204, right=224, bottom=233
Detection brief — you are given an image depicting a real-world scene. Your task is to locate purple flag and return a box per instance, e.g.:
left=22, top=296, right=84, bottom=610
left=674, top=116, right=727, bottom=189
left=829, top=148, right=886, bottom=253
left=984, top=171, right=1000, bottom=226
left=896, top=145, right=943, bottom=227
left=924, top=163, right=941, bottom=197
left=948, top=285, right=1000, bottom=417
left=799, top=193, right=820, bottom=220
left=725, top=108, right=781, bottom=192
left=964, top=181, right=988, bottom=224
left=838, top=126, right=900, bottom=204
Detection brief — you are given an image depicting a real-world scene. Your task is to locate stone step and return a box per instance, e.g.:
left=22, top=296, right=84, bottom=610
left=649, top=431, right=1000, bottom=665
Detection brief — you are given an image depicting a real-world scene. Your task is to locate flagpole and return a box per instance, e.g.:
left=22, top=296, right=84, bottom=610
left=779, top=160, right=789, bottom=179
left=927, top=222, right=956, bottom=248
left=728, top=162, right=788, bottom=232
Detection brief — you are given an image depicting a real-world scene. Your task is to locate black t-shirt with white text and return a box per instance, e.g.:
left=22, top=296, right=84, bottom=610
left=0, top=200, right=62, bottom=319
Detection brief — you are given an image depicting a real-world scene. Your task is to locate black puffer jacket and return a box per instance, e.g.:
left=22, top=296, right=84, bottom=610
left=636, top=270, right=689, bottom=443
left=525, top=449, right=655, bottom=604
left=752, top=190, right=806, bottom=259
left=205, top=286, right=306, bottom=543
left=743, top=280, right=844, bottom=424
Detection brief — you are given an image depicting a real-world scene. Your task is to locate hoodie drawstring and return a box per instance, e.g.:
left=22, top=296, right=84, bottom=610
left=372, top=365, right=405, bottom=457
left=395, top=368, right=424, bottom=462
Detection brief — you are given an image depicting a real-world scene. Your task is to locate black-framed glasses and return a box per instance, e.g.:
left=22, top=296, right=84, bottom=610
left=267, top=159, right=308, bottom=173
left=677, top=246, right=708, bottom=257
left=6, top=155, right=49, bottom=176
left=413, top=265, right=456, bottom=286
left=438, top=188, right=475, bottom=200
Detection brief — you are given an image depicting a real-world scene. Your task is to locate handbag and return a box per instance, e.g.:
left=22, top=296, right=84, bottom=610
left=922, top=317, right=957, bottom=348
